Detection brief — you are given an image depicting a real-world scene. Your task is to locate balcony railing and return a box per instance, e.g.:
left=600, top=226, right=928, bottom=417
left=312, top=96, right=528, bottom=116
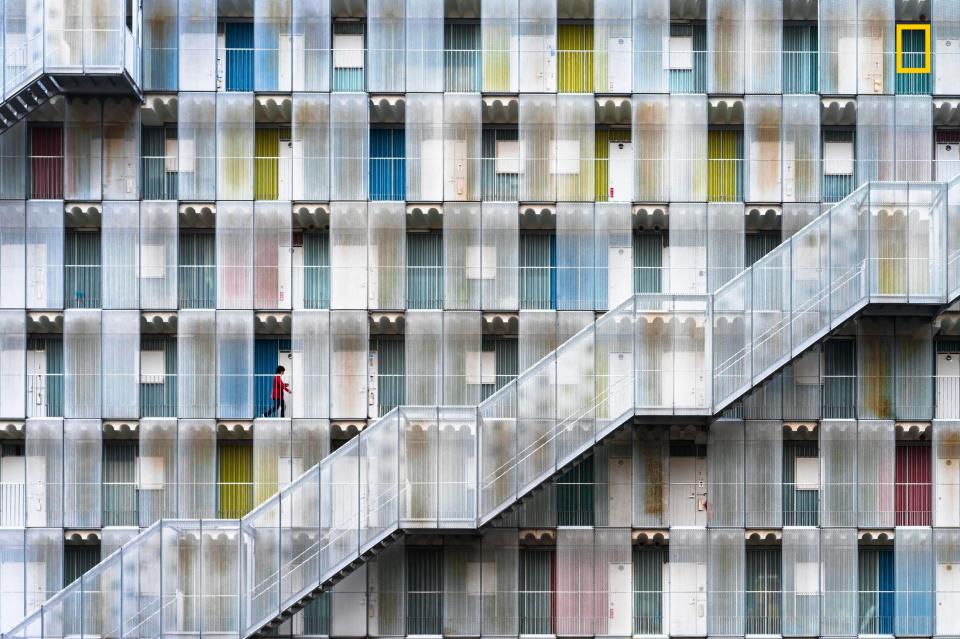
left=6, top=176, right=960, bottom=639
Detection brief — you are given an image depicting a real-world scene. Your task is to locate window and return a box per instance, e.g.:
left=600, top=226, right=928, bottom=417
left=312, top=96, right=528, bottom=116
left=29, top=126, right=63, bottom=199
left=633, top=546, right=667, bottom=635
left=895, top=441, right=931, bottom=526
left=407, top=232, right=443, bottom=309
left=406, top=548, right=443, bottom=635
left=822, top=129, right=855, bottom=203
left=302, top=592, right=332, bottom=636
left=823, top=338, right=856, bottom=418
left=557, top=23, right=594, bottom=93
left=479, top=336, right=518, bottom=400
left=332, top=22, right=365, bottom=91
left=519, top=548, right=554, bottom=635
left=445, top=22, right=481, bottom=92
left=300, top=231, right=331, bottom=310
left=783, top=439, right=819, bottom=526
left=633, top=232, right=666, bottom=294
left=27, top=337, right=63, bottom=418
left=745, top=547, right=781, bottom=635
left=370, top=128, right=405, bottom=201
left=369, top=337, right=404, bottom=418
left=858, top=547, right=894, bottom=635
left=707, top=129, right=743, bottom=202
left=140, top=337, right=176, bottom=418
left=896, top=24, right=931, bottom=94
left=519, top=232, right=556, bottom=310
left=482, top=127, right=519, bottom=201
left=64, top=231, right=101, bottom=309
left=179, top=231, right=216, bottom=309
left=745, top=231, right=780, bottom=268
left=64, top=543, right=100, bottom=587
left=936, top=130, right=960, bottom=182
left=667, top=23, right=706, bottom=93
left=141, top=126, right=178, bottom=200
left=220, top=21, right=254, bottom=91
left=103, top=440, right=138, bottom=527
left=255, top=127, right=293, bottom=200
left=217, top=441, right=253, bottom=518
left=783, top=23, right=818, bottom=94
left=556, top=456, right=594, bottom=526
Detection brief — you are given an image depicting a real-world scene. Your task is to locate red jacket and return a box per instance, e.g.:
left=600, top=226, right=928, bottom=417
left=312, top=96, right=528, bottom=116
left=271, top=374, right=290, bottom=400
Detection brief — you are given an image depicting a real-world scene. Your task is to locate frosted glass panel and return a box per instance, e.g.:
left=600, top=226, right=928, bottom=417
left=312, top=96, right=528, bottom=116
left=481, top=203, right=518, bottom=310
left=292, top=310, right=329, bottom=419
left=101, top=201, right=139, bottom=309
left=178, top=93, right=217, bottom=200
left=708, top=0, right=745, bottom=94
left=443, top=94, right=481, bottom=202
left=101, top=310, right=139, bottom=419
left=330, top=94, right=368, bottom=201
left=406, top=93, right=444, bottom=202
left=405, top=0, right=442, bottom=92
left=139, top=201, right=178, bottom=309
left=744, top=0, right=781, bottom=93
left=217, top=202, right=254, bottom=310
left=368, top=0, right=405, bottom=92
left=217, top=94, right=254, bottom=200
left=216, top=310, right=253, bottom=419
left=63, top=419, right=101, bottom=528
left=178, top=0, right=217, bottom=90
left=292, top=94, right=330, bottom=201
left=0, top=202, right=26, bottom=309
left=64, top=309, right=100, bottom=418
left=633, top=95, right=669, bottom=202
left=0, top=311, right=25, bottom=418
left=178, top=310, right=216, bottom=418
left=102, top=98, right=139, bottom=199
left=292, top=0, right=330, bottom=91
left=254, top=202, right=292, bottom=310
left=367, top=202, right=405, bottom=310
left=669, top=95, right=707, bottom=201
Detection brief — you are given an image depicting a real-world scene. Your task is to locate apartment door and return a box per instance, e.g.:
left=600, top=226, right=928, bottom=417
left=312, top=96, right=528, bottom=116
left=937, top=141, right=960, bottom=182
left=607, top=561, right=632, bottom=635
left=26, top=348, right=45, bottom=418
left=938, top=556, right=960, bottom=635
left=937, top=353, right=960, bottom=418
left=606, top=37, right=631, bottom=93
left=669, top=451, right=707, bottom=526
left=607, top=141, right=633, bottom=202
left=277, top=138, right=294, bottom=201
left=669, top=560, right=706, bottom=636
left=606, top=452, right=632, bottom=527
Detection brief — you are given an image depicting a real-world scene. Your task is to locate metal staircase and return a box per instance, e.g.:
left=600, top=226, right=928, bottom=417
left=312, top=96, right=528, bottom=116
left=4, top=177, right=960, bottom=639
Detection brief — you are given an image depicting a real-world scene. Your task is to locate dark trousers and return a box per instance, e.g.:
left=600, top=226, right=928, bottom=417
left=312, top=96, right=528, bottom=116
left=263, top=398, right=285, bottom=417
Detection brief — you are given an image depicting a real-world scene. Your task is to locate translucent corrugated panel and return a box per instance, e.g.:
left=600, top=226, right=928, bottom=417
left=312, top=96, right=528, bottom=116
left=368, top=202, right=405, bottom=310
left=24, top=419, right=63, bottom=528
left=480, top=0, right=518, bottom=92
left=858, top=0, right=894, bottom=95
left=63, top=310, right=100, bottom=418
left=330, top=202, right=368, bottom=309
left=369, top=542, right=405, bottom=636
left=330, top=310, right=367, bottom=419
left=858, top=419, right=895, bottom=527
left=0, top=311, right=25, bottom=419
left=177, top=419, right=216, bottom=517
left=254, top=203, right=292, bottom=310
left=858, top=96, right=896, bottom=184
left=708, top=0, right=745, bottom=94
left=138, top=418, right=177, bottom=524
left=707, top=419, right=744, bottom=527
left=632, top=429, right=667, bottom=527
left=291, top=0, right=329, bottom=91
left=556, top=95, right=594, bottom=202
left=291, top=94, right=330, bottom=201
left=63, top=419, right=101, bottom=528
left=712, top=274, right=749, bottom=400
left=292, top=311, right=329, bottom=419
left=177, top=310, right=216, bottom=418
left=0, top=201, right=25, bottom=309
left=0, top=123, right=26, bottom=199
left=178, top=0, right=217, bottom=90
left=782, top=527, right=819, bottom=636
left=707, top=203, right=745, bottom=292
left=406, top=94, right=444, bottom=202
left=143, top=0, right=177, bottom=90
left=368, top=0, right=405, bottom=92
left=25, top=528, right=62, bottom=620
left=25, top=201, right=63, bottom=310
left=216, top=310, right=253, bottom=419
left=255, top=0, right=291, bottom=91
left=64, top=98, right=102, bottom=201
left=708, top=528, right=744, bottom=635
left=405, top=0, right=442, bottom=91
left=217, top=94, right=254, bottom=200
left=896, top=96, right=932, bottom=181
left=557, top=203, right=594, bottom=310
left=518, top=0, right=556, bottom=93
left=443, top=539, right=481, bottom=635
left=217, top=201, right=254, bottom=309
left=745, top=96, right=782, bottom=202
left=896, top=527, right=933, bottom=636
left=253, top=418, right=291, bottom=506
left=405, top=311, right=442, bottom=406
left=819, top=0, right=858, bottom=94
left=782, top=348, right=823, bottom=421
left=178, top=92, right=217, bottom=200
left=633, top=95, right=669, bottom=202
left=782, top=96, right=821, bottom=203
left=933, top=420, right=960, bottom=527
left=330, top=94, right=369, bottom=201
left=438, top=408, right=477, bottom=524
left=934, top=0, right=960, bottom=94
left=669, top=95, right=707, bottom=201
left=594, top=528, right=632, bottom=636
left=934, top=528, right=960, bottom=635
left=821, top=527, right=858, bottom=636
left=669, top=528, right=707, bottom=636
left=594, top=0, right=632, bottom=93
left=745, top=420, right=782, bottom=527
left=101, top=310, right=139, bottom=418
left=821, top=419, right=857, bottom=527
left=858, top=319, right=894, bottom=418
left=102, top=98, right=139, bottom=199
left=519, top=94, right=556, bottom=202
left=442, top=311, right=481, bottom=405
left=292, top=418, right=329, bottom=467
left=101, top=201, right=139, bottom=309
left=896, top=319, right=933, bottom=419
left=669, top=203, right=707, bottom=295
left=443, top=203, right=481, bottom=309
left=443, top=94, right=481, bottom=202
left=555, top=528, right=593, bottom=636
left=481, top=203, right=518, bottom=310
left=594, top=203, right=632, bottom=310
left=744, top=0, right=781, bottom=93
left=139, top=201, right=177, bottom=309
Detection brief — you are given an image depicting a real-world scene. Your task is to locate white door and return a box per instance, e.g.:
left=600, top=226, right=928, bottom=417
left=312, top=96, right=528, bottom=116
left=608, top=141, right=633, bottom=202
left=937, top=142, right=960, bottom=182
left=291, top=245, right=304, bottom=310
left=520, top=35, right=555, bottom=92
left=860, top=35, right=884, bottom=94
left=838, top=37, right=857, bottom=94
left=607, top=561, right=633, bottom=635
left=277, top=238, right=292, bottom=309
left=367, top=350, right=379, bottom=419
left=669, top=455, right=707, bottom=526
left=606, top=38, right=631, bottom=93
left=277, top=139, right=293, bottom=200
left=607, top=245, right=632, bottom=309
left=332, top=565, right=367, bottom=637
left=26, top=349, right=45, bottom=418
left=420, top=138, right=444, bottom=201
left=938, top=559, right=960, bottom=635
left=27, top=244, right=46, bottom=305
left=669, top=560, right=707, bottom=636
left=290, top=350, right=304, bottom=418
left=25, top=456, right=46, bottom=527
left=607, top=351, right=633, bottom=420
left=783, top=140, right=796, bottom=201
left=278, top=350, right=293, bottom=415
left=936, top=38, right=960, bottom=93
left=937, top=353, right=960, bottom=418
left=607, top=454, right=632, bottom=527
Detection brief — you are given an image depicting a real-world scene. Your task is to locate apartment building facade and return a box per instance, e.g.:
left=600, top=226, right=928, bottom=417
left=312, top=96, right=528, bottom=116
left=4, top=0, right=960, bottom=637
